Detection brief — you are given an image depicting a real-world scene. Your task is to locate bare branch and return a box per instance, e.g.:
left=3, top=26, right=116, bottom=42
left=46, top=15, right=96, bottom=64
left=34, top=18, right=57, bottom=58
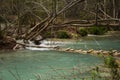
left=26, top=1, right=50, bottom=16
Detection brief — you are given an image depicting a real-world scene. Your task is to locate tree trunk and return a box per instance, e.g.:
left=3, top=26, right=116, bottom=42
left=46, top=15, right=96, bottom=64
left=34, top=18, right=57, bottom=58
left=23, top=0, right=85, bottom=41
left=104, top=0, right=107, bottom=19
left=112, top=0, right=116, bottom=18
left=0, top=23, right=1, bottom=31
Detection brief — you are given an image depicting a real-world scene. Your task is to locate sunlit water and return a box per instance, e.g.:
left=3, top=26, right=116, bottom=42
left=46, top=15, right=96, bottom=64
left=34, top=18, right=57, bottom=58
left=0, top=34, right=120, bottom=80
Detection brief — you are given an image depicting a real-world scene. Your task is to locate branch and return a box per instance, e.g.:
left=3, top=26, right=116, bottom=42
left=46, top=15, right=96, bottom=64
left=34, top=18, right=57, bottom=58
left=26, top=1, right=50, bottom=16
left=57, top=0, right=85, bottom=15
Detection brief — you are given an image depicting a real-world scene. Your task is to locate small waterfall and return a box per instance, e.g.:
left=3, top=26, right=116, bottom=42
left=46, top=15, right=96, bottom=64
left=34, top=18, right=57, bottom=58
left=17, top=40, right=58, bottom=51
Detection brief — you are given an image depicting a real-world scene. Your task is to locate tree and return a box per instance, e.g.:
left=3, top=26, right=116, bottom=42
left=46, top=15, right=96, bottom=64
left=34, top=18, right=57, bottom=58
left=22, top=0, right=85, bottom=41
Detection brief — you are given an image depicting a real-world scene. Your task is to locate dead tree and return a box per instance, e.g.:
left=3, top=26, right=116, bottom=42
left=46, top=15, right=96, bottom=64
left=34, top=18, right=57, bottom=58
left=23, top=0, right=85, bottom=41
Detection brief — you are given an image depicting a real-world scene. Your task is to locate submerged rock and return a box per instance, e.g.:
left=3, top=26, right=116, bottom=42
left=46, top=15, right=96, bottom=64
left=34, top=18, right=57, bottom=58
left=92, top=50, right=101, bottom=55
left=70, top=49, right=75, bottom=51
left=75, top=49, right=83, bottom=53
left=112, top=50, right=118, bottom=53
left=102, top=51, right=110, bottom=55
left=82, top=50, right=87, bottom=54
left=65, top=48, right=71, bottom=51
left=87, top=49, right=94, bottom=53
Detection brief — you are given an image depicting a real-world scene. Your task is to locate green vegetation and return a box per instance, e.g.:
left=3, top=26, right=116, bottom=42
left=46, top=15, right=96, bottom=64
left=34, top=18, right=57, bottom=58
left=0, top=0, right=119, bottom=40
left=56, top=30, right=70, bottom=39
left=89, top=26, right=108, bottom=35
left=43, top=31, right=52, bottom=38
left=103, top=52, right=120, bottom=80
left=78, top=28, right=88, bottom=37
left=104, top=56, right=118, bottom=68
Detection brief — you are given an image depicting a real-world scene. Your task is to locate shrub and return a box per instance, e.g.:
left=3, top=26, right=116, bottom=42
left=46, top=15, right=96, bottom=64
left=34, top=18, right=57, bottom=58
left=89, top=26, right=108, bottom=35
left=104, top=56, right=118, bottom=68
left=78, top=28, right=88, bottom=37
left=56, top=30, right=70, bottom=39
left=43, top=31, right=52, bottom=38
left=104, top=55, right=120, bottom=80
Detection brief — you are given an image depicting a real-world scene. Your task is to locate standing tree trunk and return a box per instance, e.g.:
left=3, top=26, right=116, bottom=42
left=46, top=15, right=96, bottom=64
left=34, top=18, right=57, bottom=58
left=23, top=0, right=85, bottom=41
left=104, top=0, right=107, bottom=19
left=112, top=0, right=116, bottom=18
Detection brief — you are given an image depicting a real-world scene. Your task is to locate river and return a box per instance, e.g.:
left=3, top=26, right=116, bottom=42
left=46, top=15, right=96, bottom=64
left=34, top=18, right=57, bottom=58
left=0, top=32, right=120, bottom=80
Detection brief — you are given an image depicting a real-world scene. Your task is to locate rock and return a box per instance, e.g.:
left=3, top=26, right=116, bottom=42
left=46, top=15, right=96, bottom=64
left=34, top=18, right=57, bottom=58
left=93, top=50, right=100, bottom=55
left=99, top=50, right=103, bottom=53
left=76, top=49, right=83, bottom=53
left=112, top=50, right=118, bottom=53
left=87, top=49, right=94, bottom=53
left=82, top=50, right=87, bottom=54
left=114, top=53, right=120, bottom=57
left=102, top=51, right=110, bottom=55
left=75, top=49, right=82, bottom=53
left=65, top=48, right=71, bottom=51
left=70, top=49, right=74, bottom=51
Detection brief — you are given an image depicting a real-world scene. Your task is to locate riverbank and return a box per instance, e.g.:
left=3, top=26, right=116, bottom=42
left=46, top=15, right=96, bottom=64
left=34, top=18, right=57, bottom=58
left=0, top=36, right=16, bottom=50
left=54, top=46, right=120, bottom=68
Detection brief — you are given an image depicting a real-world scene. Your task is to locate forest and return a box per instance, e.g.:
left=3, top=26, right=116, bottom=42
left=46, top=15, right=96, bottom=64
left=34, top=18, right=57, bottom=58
left=0, top=0, right=120, bottom=42
left=0, top=0, right=120, bottom=80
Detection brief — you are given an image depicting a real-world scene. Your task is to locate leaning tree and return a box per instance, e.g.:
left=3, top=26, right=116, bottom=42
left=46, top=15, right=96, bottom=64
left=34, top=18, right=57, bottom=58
left=21, top=0, right=85, bottom=41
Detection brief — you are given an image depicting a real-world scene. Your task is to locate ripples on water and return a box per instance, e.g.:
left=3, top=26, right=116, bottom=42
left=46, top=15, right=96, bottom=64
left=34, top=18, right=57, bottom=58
left=0, top=34, right=120, bottom=80
left=0, top=50, right=103, bottom=80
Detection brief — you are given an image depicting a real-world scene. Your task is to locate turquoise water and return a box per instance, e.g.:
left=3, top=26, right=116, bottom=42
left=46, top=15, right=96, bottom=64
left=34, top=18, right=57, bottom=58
left=63, top=35, right=120, bottom=51
left=0, top=50, right=102, bottom=80
left=0, top=34, right=120, bottom=80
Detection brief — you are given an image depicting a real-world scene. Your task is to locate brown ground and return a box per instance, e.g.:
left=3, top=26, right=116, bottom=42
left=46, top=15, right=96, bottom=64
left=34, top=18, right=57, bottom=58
left=0, top=36, right=16, bottom=50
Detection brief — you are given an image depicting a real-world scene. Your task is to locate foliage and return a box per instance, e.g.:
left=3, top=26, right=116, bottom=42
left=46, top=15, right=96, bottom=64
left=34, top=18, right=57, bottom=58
left=89, top=26, right=108, bottom=35
left=104, top=56, right=118, bottom=68
left=103, top=54, right=120, bottom=80
left=91, top=66, right=101, bottom=80
left=56, top=30, right=70, bottom=39
left=43, top=31, right=53, bottom=38
left=78, top=28, right=88, bottom=37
